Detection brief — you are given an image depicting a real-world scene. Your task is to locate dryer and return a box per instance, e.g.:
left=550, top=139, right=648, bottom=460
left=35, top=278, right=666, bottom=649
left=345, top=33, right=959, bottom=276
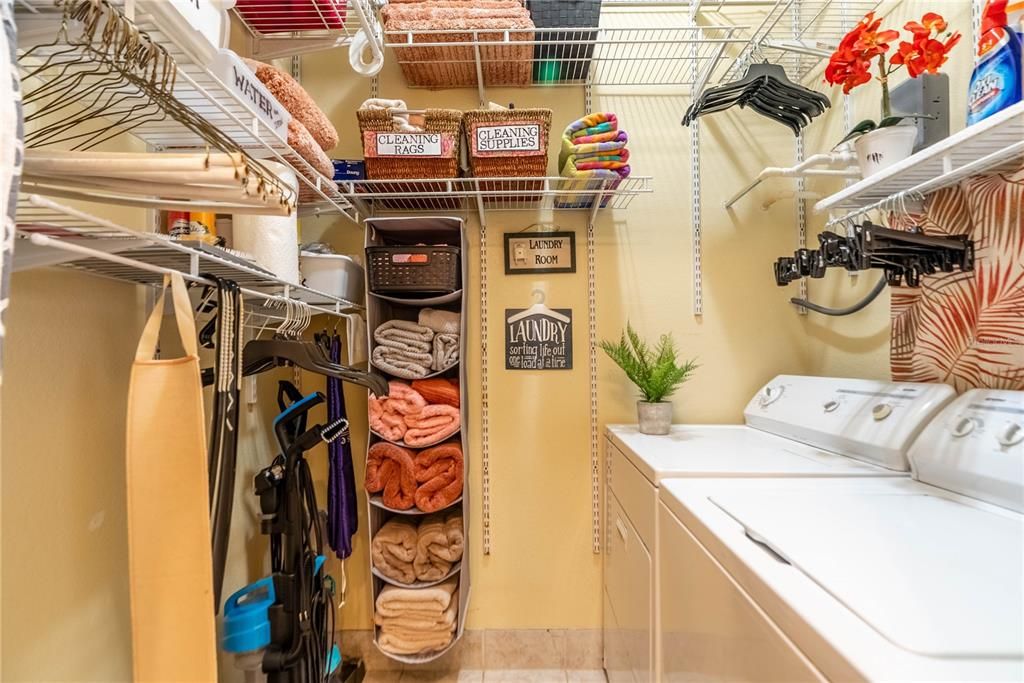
left=603, top=375, right=955, bottom=682
left=658, top=388, right=1024, bottom=681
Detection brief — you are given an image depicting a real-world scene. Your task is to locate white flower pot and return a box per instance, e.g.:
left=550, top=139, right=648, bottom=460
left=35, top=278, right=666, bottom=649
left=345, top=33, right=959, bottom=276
left=637, top=401, right=672, bottom=435
left=854, top=125, right=918, bottom=178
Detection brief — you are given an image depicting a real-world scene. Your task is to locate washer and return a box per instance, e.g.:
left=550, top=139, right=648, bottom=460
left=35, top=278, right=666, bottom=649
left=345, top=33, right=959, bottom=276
left=658, top=388, right=1024, bottom=681
left=603, top=375, right=955, bottom=682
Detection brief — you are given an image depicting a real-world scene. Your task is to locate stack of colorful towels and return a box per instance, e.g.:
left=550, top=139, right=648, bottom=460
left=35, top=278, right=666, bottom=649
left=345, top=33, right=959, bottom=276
left=372, top=308, right=461, bottom=379
left=376, top=578, right=459, bottom=656
left=557, top=113, right=630, bottom=208
left=369, top=379, right=460, bottom=447
left=372, top=509, right=465, bottom=585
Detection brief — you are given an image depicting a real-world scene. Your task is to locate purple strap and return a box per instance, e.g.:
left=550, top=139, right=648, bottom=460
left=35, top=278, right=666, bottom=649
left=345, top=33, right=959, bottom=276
left=327, top=334, right=358, bottom=558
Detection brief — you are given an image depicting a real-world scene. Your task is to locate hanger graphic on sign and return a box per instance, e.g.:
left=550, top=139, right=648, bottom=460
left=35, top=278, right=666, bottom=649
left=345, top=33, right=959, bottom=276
left=507, top=289, right=570, bottom=324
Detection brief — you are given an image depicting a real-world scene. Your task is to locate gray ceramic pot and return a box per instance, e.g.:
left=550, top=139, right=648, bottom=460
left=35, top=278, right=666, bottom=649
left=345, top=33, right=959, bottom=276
left=637, top=401, right=672, bottom=435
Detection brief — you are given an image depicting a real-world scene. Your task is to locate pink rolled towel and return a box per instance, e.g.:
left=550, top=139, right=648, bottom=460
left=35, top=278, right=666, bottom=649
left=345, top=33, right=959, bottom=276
left=370, top=381, right=427, bottom=442
left=404, top=404, right=460, bottom=447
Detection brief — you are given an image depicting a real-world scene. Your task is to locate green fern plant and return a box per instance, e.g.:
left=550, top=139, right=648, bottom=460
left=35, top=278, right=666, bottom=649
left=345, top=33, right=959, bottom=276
left=600, top=324, right=698, bottom=403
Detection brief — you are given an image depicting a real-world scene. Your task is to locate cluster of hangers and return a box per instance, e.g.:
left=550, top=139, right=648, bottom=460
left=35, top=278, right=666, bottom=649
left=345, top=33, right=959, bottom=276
left=683, top=59, right=830, bottom=135
left=17, top=0, right=293, bottom=210
left=197, top=290, right=389, bottom=397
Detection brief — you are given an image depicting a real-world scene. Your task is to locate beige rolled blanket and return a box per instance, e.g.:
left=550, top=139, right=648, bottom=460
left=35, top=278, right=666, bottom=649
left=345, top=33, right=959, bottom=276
left=371, top=518, right=419, bottom=585
left=375, top=576, right=458, bottom=618
left=414, top=510, right=464, bottom=581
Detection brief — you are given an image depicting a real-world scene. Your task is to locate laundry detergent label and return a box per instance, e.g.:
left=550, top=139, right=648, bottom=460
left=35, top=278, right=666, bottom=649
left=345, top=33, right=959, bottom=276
left=472, top=122, right=545, bottom=156
left=372, top=132, right=444, bottom=157
left=968, top=27, right=1023, bottom=124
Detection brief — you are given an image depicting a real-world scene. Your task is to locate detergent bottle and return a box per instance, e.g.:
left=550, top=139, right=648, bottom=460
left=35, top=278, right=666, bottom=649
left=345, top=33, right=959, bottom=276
left=968, top=0, right=1024, bottom=124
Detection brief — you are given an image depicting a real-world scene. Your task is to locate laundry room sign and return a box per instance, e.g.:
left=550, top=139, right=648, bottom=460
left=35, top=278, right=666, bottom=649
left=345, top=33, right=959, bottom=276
left=505, top=303, right=573, bottom=370
left=504, top=231, right=576, bottom=274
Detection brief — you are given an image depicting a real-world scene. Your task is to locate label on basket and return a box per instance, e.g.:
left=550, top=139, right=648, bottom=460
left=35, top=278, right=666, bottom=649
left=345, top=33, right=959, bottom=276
left=392, top=253, right=430, bottom=264
left=373, top=133, right=444, bottom=157
left=210, top=50, right=290, bottom=139
left=475, top=124, right=542, bottom=154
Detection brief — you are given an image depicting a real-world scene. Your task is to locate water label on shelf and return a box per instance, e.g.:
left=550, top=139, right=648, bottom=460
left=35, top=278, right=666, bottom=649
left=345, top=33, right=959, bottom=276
left=473, top=124, right=543, bottom=155
left=210, top=50, right=290, bottom=139
left=373, top=133, right=444, bottom=157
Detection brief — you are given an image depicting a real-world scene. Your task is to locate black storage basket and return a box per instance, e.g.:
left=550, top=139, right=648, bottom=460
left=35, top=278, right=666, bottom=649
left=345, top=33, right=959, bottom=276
left=526, top=0, right=602, bottom=82
left=367, top=245, right=462, bottom=294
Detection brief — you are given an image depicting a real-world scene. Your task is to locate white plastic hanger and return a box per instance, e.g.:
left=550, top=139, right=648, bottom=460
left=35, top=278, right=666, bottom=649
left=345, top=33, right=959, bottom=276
left=507, top=289, right=570, bottom=324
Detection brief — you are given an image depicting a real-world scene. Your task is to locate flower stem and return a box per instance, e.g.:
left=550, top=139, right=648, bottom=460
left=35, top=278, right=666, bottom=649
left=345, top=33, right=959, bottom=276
left=878, top=54, right=891, bottom=119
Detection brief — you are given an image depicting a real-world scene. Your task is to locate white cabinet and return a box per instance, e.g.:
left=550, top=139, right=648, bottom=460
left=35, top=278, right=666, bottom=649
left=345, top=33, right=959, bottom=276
left=606, top=492, right=653, bottom=683
left=658, top=503, right=825, bottom=682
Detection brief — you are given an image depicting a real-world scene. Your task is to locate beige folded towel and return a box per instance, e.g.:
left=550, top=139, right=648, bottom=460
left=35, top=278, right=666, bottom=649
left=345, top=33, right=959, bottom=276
left=432, top=332, right=459, bottom=370
left=376, top=592, right=459, bottom=655
left=371, top=518, right=419, bottom=585
left=376, top=577, right=458, bottom=618
left=419, top=308, right=461, bottom=335
left=378, top=629, right=453, bottom=656
left=375, top=593, right=458, bottom=631
left=414, top=511, right=464, bottom=581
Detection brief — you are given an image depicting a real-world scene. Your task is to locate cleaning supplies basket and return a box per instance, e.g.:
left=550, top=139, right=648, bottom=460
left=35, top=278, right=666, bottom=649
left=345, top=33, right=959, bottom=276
left=358, top=108, right=464, bottom=180
left=367, top=245, right=462, bottom=295
left=463, top=108, right=552, bottom=178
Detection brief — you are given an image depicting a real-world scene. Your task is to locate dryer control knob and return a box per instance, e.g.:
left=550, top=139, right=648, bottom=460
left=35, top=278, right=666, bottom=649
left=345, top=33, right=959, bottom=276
left=952, top=417, right=976, bottom=438
left=759, top=385, right=784, bottom=407
left=997, top=422, right=1024, bottom=448
left=872, top=403, right=893, bottom=421
left=823, top=400, right=839, bottom=413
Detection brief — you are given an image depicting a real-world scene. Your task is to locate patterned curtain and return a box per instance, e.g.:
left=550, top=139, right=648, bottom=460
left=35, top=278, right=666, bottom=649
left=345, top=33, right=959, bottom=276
left=891, top=163, right=1024, bottom=391
left=1, top=0, right=23, bottom=385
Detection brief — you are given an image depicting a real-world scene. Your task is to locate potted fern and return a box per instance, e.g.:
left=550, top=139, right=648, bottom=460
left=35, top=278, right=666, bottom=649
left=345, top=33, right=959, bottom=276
left=601, top=324, right=699, bottom=435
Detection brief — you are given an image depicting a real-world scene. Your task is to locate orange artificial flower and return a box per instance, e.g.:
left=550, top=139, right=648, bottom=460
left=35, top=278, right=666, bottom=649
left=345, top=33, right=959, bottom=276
left=904, top=12, right=948, bottom=37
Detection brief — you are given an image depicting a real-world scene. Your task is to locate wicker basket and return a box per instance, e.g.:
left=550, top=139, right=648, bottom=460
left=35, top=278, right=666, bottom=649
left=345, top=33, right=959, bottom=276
left=358, top=108, right=463, bottom=180
left=367, top=245, right=462, bottom=294
left=463, top=108, right=552, bottom=179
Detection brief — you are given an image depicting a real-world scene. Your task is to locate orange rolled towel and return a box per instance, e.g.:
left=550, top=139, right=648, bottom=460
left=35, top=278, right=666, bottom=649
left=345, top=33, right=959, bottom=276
left=404, top=404, right=460, bottom=447
left=411, top=378, right=460, bottom=408
left=414, top=441, right=464, bottom=513
left=370, top=381, right=427, bottom=441
left=366, top=442, right=418, bottom=510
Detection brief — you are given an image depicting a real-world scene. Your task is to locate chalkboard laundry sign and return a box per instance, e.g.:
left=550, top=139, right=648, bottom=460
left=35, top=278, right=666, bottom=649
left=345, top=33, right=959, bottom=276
left=505, top=291, right=573, bottom=370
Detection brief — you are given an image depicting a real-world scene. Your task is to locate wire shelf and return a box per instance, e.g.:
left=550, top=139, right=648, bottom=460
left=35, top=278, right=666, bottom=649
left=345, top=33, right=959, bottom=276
left=815, top=102, right=1024, bottom=219
left=15, top=195, right=362, bottom=315
left=232, top=0, right=384, bottom=61
left=384, top=25, right=747, bottom=90
left=327, top=176, right=652, bottom=214
left=701, top=0, right=880, bottom=85
left=16, top=0, right=359, bottom=222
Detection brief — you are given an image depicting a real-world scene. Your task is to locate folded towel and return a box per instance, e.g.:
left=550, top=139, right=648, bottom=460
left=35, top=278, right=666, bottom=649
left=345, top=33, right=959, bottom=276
left=365, top=442, right=418, bottom=510
left=565, top=112, right=619, bottom=138
left=570, top=129, right=629, bottom=146
left=373, top=320, right=435, bottom=379
left=376, top=595, right=458, bottom=631
left=404, top=405, right=461, bottom=448
left=413, top=441, right=464, bottom=512
left=418, top=308, right=460, bottom=335
left=369, top=381, right=427, bottom=441
left=376, top=577, right=458, bottom=618
left=432, top=333, right=459, bottom=371
left=359, top=98, right=425, bottom=132
left=414, top=510, right=465, bottom=581
left=371, top=518, right=419, bottom=584
left=411, top=378, right=460, bottom=408
left=555, top=171, right=625, bottom=209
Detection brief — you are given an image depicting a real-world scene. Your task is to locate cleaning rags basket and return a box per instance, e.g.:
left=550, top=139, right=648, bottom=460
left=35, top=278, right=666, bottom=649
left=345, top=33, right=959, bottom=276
left=358, top=108, right=464, bottom=180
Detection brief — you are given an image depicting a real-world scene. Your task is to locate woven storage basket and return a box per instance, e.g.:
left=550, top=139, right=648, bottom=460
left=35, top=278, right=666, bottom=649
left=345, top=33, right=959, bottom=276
left=525, top=0, right=602, bottom=82
left=358, top=108, right=463, bottom=180
left=463, top=108, right=552, bottom=178
left=367, top=245, right=462, bottom=294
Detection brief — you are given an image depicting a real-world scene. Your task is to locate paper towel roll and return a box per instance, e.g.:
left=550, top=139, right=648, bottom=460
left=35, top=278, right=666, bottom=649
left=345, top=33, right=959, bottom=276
left=233, top=162, right=300, bottom=284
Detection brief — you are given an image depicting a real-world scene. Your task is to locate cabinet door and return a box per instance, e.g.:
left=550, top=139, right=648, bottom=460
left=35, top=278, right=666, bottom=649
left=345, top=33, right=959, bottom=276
left=659, top=504, right=825, bottom=682
left=604, top=589, right=634, bottom=683
left=606, top=494, right=653, bottom=683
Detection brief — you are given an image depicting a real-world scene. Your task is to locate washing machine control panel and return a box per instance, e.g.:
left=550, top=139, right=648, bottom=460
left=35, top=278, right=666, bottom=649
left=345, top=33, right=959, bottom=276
left=910, top=389, right=1024, bottom=513
left=744, top=375, right=956, bottom=471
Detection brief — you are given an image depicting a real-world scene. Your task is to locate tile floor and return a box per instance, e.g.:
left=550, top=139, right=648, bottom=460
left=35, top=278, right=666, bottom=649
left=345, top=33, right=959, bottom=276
left=364, top=670, right=606, bottom=682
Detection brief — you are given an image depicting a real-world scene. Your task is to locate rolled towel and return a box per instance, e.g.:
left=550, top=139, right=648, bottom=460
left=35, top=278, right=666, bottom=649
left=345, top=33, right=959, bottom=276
left=414, top=441, right=464, bottom=512
left=404, top=405, right=461, bottom=448
left=245, top=58, right=339, bottom=151
left=375, top=319, right=434, bottom=348
left=418, top=308, right=460, bottom=335
left=377, top=628, right=454, bottom=656
left=376, top=595, right=458, bottom=631
left=376, top=576, right=458, bottom=618
left=414, top=510, right=464, bottom=581
left=369, top=380, right=427, bottom=441
left=433, top=333, right=459, bottom=371
left=411, top=378, right=460, bottom=408
left=373, top=320, right=435, bottom=379
left=371, top=518, right=418, bottom=584
left=365, top=442, right=418, bottom=510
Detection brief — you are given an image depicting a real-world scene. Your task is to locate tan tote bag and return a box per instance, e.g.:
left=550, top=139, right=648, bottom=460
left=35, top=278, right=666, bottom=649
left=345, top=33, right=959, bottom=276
left=125, top=273, right=217, bottom=682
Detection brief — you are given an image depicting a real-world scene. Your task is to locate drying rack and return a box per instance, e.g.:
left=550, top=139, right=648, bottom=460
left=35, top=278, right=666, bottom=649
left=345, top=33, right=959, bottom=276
left=232, top=0, right=383, bottom=62
left=16, top=0, right=359, bottom=222
left=15, top=195, right=362, bottom=317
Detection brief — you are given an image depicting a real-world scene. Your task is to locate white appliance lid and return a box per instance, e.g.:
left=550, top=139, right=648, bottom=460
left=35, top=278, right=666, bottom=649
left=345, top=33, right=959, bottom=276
left=711, top=491, right=1024, bottom=658
left=607, top=425, right=892, bottom=484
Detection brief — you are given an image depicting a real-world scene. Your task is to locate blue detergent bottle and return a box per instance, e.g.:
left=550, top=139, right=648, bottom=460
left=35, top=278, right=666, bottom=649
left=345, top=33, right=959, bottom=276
left=968, top=2, right=1024, bottom=124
